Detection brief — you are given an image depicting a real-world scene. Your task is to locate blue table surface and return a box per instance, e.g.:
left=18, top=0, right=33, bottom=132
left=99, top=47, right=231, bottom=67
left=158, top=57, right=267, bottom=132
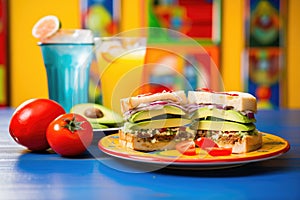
left=1, top=107, right=300, bottom=200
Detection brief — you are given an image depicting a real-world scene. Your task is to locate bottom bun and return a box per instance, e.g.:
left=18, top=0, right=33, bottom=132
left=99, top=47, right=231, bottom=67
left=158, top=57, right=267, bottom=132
left=216, top=132, right=263, bottom=153
left=119, top=130, right=190, bottom=152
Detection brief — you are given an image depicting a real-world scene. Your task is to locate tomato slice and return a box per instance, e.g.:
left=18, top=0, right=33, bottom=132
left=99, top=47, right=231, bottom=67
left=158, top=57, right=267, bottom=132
left=206, top=147, right=232, bottom=156
left=195, top=137, right=218, bottom=149
left=175, top=140, right=196, bottom=156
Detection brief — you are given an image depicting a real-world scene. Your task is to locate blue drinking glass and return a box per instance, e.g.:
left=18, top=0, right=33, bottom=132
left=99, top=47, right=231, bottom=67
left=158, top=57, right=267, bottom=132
left=39, top=39, right=94, bottom=112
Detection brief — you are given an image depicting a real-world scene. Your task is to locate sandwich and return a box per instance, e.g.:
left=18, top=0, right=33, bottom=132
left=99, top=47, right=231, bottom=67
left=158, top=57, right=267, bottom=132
left=187, top=88, right=262, bottom=153
left=119, top=90, right=194, bottom=151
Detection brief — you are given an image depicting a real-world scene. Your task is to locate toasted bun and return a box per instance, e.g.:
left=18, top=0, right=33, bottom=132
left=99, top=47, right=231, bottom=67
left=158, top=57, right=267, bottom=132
left=216, top=132, right=262, bottom=153
left=118, top=130, right=177, bottom=151
left=121, top=90, right=187, bottom=113
left=188, top=91, right=257, bottom=112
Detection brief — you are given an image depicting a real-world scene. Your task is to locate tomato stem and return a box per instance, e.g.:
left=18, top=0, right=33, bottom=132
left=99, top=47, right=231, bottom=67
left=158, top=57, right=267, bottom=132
left=63, top=117, right=84, bottom=133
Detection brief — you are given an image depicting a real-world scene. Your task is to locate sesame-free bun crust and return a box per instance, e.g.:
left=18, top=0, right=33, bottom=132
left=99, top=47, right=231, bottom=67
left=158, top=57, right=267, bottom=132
left=118, top=130, right=177, bottom=151
left=217, top=132, right=263, bottom=153
left=121, top=90, right=187, bottom=113
left=188, top=91, right=257, bottom=113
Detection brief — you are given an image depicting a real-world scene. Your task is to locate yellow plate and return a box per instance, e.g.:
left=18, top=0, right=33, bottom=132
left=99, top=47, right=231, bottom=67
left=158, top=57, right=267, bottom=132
left=98, top=132, right=290, bottom=168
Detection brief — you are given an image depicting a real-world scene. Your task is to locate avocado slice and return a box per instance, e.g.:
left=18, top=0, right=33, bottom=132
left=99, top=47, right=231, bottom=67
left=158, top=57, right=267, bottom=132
left=125, top=118, right=191, bottom=130
left=90, top=123, right=109, bottom=129
left=70, top=103, right=124, bottom=126
left=191, top=107, right=256, bottom=123
left=129, top=105, right=185, bottom=123
left=191, top=120, right=255, bottom=132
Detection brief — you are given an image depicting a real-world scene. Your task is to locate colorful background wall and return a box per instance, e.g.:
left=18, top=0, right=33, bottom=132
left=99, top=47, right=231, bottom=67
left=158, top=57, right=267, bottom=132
left=7, top=0, right=300, bottom=108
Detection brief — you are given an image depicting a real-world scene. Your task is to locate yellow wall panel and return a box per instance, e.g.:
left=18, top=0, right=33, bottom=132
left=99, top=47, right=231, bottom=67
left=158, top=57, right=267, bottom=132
left=121, top=0, right=146, bottom=31
left=287, top=0, right=300, bottom=108
left=9, top=0, right=80, bottom=108
left=221, top=0, right=244, bottom=92
left=0, top=66, right=5, bottom=104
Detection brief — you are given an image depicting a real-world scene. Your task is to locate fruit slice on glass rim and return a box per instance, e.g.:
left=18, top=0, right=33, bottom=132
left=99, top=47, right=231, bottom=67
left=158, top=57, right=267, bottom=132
left=32, top=15, right=61, bottom=39
left=101, top=45, right=125, bottom=62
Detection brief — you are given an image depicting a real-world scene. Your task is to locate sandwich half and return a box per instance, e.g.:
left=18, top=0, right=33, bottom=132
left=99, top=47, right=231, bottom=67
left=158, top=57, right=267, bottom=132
left=119, top=90, right=194, bottom=151
left=187, top=89, right=262, bottom=153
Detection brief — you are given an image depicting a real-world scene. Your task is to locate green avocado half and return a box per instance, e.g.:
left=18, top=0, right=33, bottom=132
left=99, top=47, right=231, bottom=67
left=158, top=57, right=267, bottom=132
left=129, top=105, right=186, bottom=123
left=125, top=118, right=191, bottom=130
left=191, top=120, right=255, bottom=132
left=191, top=107, right=256, bottom=123
left=70, top=103, right=124, bottom=127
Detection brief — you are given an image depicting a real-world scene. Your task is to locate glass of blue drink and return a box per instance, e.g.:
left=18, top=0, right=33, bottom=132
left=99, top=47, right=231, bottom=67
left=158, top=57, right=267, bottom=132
left=39, top=29, right=94, bottom=112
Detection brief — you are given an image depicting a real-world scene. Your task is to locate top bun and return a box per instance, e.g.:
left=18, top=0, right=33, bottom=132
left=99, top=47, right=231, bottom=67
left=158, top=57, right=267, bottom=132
left=121, top=90, right=187, bottom=113
left=188, top=90, right=257, bottom=113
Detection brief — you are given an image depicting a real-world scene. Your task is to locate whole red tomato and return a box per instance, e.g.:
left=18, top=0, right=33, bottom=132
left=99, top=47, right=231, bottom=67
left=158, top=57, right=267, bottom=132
left=46, top=113, right=93, bottom=156
left=9, top=98, right=65, bottom=151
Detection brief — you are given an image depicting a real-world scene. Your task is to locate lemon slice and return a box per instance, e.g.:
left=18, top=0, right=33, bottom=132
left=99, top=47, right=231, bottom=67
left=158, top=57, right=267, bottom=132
left=101, top=45, right=125, bottom=62
left=32, top=15, right=61, bottom=39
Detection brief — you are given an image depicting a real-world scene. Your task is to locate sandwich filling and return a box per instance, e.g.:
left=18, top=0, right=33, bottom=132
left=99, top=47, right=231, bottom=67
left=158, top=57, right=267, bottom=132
left=123, top=126, right=194, bottom=144
left=122, top=104, right=194, bottom=141
left=188, top=103, right=260, bottom=150
left=123, top=101, right=186, bottom=122
left=121, top=95, right=194, bottom=150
